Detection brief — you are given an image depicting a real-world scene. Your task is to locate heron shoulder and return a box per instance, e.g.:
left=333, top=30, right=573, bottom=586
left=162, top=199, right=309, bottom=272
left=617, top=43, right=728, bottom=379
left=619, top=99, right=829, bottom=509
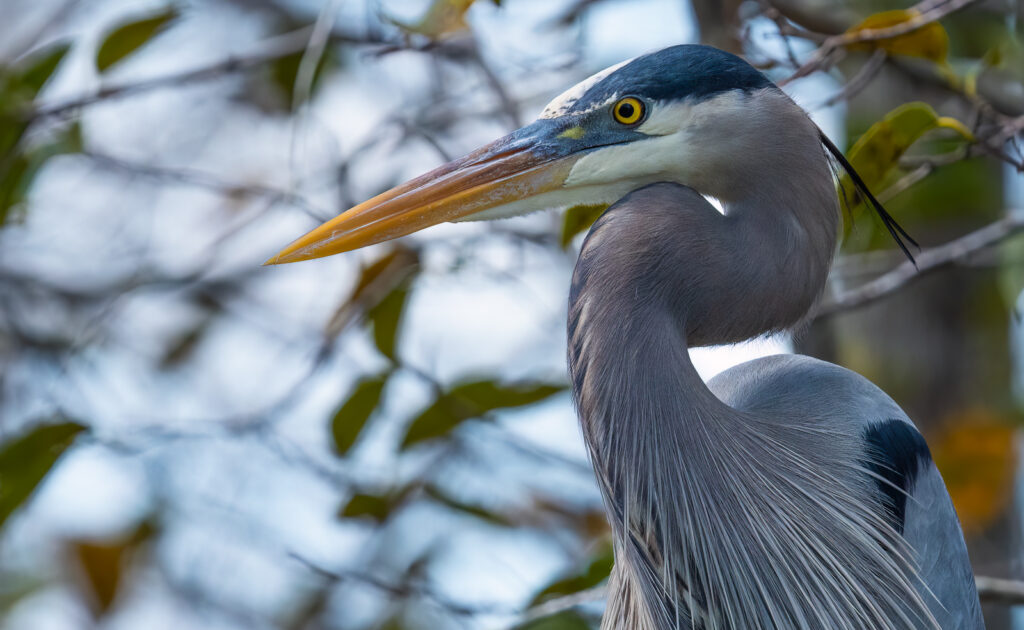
left=708, top=353, right=935, bottom=534
left=707, top=353, right=908, bottom=426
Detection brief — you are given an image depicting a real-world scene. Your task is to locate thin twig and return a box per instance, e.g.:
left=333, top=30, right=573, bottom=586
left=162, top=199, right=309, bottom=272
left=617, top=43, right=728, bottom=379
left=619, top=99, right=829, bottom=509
left=289, top=552, right=519, bottom=618
left=816, top=211, right=1024, bottom=318
left=517, top=585, right=606, bottom=624
left=818, top=49, right=887, bottom=108
left=976, top=576, right=1024, bottom=605
left=25, top=25, right=403, bottom=121
left=784, top=0, right=979, bottom=84
left=511, top=573, right=1024, bottom=627
left=81, top=150, right=328, bottom=218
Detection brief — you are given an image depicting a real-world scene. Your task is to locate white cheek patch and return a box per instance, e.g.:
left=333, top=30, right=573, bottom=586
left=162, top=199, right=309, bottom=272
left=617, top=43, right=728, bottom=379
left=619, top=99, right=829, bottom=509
left=564, top=132, right=690, bottom=189
left=563, top=92, right=754, bottom=194
left=540, top=58, right=634, bottom=119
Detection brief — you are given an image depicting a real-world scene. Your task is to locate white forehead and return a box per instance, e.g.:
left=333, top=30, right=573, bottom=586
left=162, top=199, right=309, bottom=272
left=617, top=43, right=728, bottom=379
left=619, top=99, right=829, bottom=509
left=539, top=57, right=634, bottom=119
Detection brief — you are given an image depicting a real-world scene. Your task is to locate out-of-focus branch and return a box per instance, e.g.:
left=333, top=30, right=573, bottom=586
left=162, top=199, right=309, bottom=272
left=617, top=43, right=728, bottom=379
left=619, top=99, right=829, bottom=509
left=511, top=574, right=1024, bottom=627
left=26, top=25, right=407, bottom=121
left=784, top=0, right=980, bottom=83
left=82, top=150, right=329, bottom=218
left=816, top=211, right=1024, bottom=319
left=27, top=28, right=320, bottom=120
left=818, top=49, right=886, bottom=108
left=976, top=576, right=1024, bottom=606
left=517, top=585, right=606, bottom=625
left=290, top=552, right=519, bottom=618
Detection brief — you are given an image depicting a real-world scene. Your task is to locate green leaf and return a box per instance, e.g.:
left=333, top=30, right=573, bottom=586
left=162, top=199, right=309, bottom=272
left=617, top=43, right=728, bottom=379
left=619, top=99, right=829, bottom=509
left=96, top=8, right=179, bottom=72
left=514, top=611, right=593, bottom=630
left=560, top=204, right=608, bottom=249
left=401, top=379, right=566, bottom=449
left=424, top=484, right=511, bottom=526
left=530, top=542, right=613, bottom=606
left=18, top=42, right=72, bottom=95
left=266, top=50, right=337, bottom=111
left=339, top=488, right=417, bottom=523
left=0, top=42, right=71, bottom=154
left=0, top=122, right=86, bottom=227
left=0, top=420, right=87, bottom=529
left=159, top=319, right=209, bottom=368
left=366, top=282, right=410, bottom=361
left=840, top=102, right=973, bottom=217
left=324, top=246, right=419, bottom=339
left=339, top=493, right=392, bottom=522
left=331, top=375, right=388, bottom=456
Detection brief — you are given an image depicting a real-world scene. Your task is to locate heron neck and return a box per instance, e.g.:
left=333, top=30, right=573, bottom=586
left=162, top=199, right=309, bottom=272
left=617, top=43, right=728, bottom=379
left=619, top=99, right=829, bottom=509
left=567, top=177, right=837, bottom=472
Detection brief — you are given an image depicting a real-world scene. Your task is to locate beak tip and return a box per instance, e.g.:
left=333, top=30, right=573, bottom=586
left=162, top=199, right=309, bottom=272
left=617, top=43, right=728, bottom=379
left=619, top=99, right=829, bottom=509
left=263, top=249, right=303, bottom=266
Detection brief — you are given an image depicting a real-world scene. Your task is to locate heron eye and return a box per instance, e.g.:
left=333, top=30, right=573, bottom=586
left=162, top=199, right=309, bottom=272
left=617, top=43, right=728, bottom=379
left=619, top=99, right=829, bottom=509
left=612, top=97, right=644, bottom=125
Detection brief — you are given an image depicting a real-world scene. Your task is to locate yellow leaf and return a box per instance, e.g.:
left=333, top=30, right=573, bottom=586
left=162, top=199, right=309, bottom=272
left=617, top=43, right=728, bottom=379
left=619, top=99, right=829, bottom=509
left=928, top=409, right=1017, bottom=534
left=845, top=9, right=949, bottom=64
left=70, top=520, right=153, bottom=619
left=559, top=203, right=608, bottom=249
left=391, top=0, right=477, bottom=39
left=840, top=102, right=973, bottom=216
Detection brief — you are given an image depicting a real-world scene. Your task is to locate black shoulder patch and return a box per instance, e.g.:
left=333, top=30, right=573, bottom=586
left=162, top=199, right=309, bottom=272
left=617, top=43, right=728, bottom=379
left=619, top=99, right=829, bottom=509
left=572, top=45, right=773, bottom=112
left=862, top=419, right=932, bottom=534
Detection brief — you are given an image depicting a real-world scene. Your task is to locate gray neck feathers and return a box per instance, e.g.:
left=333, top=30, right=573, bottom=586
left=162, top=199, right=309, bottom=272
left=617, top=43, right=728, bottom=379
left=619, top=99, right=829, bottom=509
left=567, top=125, right=934, bottom=629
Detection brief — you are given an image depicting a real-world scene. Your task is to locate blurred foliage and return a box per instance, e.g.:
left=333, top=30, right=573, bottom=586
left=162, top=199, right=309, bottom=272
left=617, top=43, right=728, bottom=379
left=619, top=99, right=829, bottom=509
left=0, top=41, right=74, bottom=224
left=340, top=491, right=403, bottom=523
left=515, top=610, right=592, bottom=630
left=70, top=519, right=155, bottom=619
left=839, top=102, right=971, bottom=241
left=0, top=420, right=86, bottom=528
left=95, top=7, right=179, bottom=72
left=401, top=379, right=566, bottom=449
left=1, top=1, right=1022, bottom=629
left=390, top=0, right=477, bottom=39
left=929, top=409, right=1017, bottom=535
left=845, top=9, right=950, bottom=64
left=331, top=374, right=389, bottom=455
left=530, top=542, right=613, bottom=606
left=560, top=204, right=608, bottom=249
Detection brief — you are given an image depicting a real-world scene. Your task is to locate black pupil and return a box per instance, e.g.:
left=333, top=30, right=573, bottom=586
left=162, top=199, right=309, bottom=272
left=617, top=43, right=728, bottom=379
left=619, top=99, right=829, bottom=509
left=618, top=102, right=635, bottom=119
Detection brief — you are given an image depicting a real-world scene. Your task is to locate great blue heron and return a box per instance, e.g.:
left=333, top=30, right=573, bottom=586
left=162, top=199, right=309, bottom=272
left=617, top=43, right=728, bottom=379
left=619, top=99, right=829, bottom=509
left=268, top=45, right=984, bottom=629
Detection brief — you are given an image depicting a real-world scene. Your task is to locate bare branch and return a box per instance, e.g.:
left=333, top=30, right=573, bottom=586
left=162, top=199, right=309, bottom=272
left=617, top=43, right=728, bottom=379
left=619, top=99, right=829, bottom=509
left=816, top=211, right=1024, bottom=319
left=517, top=585, right=606, bottom=625
left=976, top=576, right=1024, bottom=606
left=289, top=552, right=519, bottom=618
left=817, top=49, right=886, bottom=108
left=26, top=25, right=401, bottom=121
left=511, top=573, right=1024, bottom=627
left=82, top=150, right=329, bottom=218
left=784, top=0, right=980, bottom=84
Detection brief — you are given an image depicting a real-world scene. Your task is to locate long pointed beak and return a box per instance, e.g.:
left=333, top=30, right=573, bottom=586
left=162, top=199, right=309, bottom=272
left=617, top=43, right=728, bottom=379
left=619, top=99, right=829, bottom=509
left=265, top=122, right=581, bottom=264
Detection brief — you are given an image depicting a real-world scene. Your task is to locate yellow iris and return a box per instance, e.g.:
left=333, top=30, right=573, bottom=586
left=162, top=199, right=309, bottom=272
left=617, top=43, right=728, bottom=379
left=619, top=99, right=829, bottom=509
left=612, top=97, right=644, bottom=125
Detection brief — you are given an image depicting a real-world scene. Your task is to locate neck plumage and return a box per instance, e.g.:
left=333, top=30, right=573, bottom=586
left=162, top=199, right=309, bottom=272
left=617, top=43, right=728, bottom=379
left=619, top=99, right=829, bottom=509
left=566, top=143, right=931, bottom=629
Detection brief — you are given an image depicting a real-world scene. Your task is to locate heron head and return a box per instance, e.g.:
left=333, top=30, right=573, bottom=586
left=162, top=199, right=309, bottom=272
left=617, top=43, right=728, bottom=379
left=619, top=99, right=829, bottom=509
left=267, top=45, right=783, bottom=264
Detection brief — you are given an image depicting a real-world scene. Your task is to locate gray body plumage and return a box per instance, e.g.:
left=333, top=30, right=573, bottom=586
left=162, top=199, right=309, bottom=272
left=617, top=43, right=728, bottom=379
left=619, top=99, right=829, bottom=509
left=564, top=53, right=984, bottom=629
left=273, top=41, right=985, bottom=630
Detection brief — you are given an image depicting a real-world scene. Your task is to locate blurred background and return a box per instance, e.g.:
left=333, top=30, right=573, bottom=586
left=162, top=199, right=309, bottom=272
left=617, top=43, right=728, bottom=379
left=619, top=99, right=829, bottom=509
left=1, top=0, right=1022, bottom=628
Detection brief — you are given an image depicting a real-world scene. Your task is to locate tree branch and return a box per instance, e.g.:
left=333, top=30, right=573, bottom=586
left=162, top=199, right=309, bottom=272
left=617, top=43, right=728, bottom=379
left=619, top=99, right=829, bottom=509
left=976, top=576, right=1024, bottom=606
left=784, top=0, right=980, bottom=83
left=512, top=574, right=1024, bottom=627
left=815, top=211, right=1024, bottom=319
left=82, top=150, right=328, bottom=218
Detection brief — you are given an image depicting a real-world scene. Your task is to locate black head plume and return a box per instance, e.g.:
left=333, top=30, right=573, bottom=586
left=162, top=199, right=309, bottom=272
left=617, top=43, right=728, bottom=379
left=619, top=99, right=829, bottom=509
left=820, top=132, right=919, bottom=266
